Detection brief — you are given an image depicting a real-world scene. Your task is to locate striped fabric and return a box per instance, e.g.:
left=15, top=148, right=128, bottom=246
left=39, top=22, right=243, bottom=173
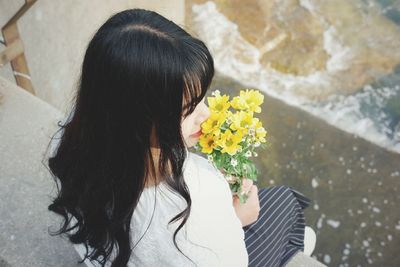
left=243, top=186, right=311, bottom=267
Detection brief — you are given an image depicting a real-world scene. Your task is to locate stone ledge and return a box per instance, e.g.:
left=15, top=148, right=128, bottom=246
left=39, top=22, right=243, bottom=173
left=0, top=76, right=81, bottom=266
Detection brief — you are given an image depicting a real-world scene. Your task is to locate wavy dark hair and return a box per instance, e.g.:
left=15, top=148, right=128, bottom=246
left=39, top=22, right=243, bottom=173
left=45, top=9, right=214, bottom=266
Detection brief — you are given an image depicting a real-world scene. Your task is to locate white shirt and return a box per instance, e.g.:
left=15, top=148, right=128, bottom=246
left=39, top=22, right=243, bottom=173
left=74, top=152, right=248, bottom=267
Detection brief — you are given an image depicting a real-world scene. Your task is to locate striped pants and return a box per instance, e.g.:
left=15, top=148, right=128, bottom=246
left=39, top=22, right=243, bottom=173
left=243, top=186, right=311, bottom=267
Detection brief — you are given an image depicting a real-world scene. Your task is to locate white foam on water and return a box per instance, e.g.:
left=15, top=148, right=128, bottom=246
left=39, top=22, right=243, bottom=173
left=323, top=26, right=354, bottom=72
left=372, top=207, right=381, bottom=213
left=191, top=1, right=400, bottom=154
left=299, top=0, right=317, bottom=13
left=311, top=178, right=319, bottom=188
left=317, top=213, right=326, bottom=229
left=323, top=254, right=332, bottom=264
left=304, top=85, right=400, bottom=154
left=327, top=219, right=341, bottom=228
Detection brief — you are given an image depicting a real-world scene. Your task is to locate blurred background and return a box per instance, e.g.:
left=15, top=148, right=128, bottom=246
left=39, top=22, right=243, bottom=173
left=1, top=0, right=399, bottom=266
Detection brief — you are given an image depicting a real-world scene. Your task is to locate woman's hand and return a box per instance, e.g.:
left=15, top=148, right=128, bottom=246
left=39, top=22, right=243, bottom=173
left=232, top=179, right=260, bottom=227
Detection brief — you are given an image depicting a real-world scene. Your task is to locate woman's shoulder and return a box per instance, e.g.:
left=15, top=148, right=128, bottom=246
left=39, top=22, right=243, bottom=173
left=184, top=152, right=229, bottom=195
left=186, top=152, right=221, bottom=176
left=186, top=151, right=207, bottom=164
left=186, top=152, right=227, bottom=184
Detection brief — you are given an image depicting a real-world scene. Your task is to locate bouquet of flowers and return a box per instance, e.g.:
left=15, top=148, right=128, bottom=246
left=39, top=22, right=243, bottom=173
left=195, top=89, right=267, bottom=203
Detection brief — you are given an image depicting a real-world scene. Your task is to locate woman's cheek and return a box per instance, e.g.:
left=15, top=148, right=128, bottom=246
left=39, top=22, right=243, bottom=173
left=181, top=119, right=191, bottom=139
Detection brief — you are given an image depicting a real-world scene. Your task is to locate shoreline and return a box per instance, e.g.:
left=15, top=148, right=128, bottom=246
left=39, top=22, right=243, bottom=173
left=199, top=72, right=400, bottom=266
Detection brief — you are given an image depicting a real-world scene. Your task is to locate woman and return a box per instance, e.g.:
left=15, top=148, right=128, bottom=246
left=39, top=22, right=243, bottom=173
left=47, top=8, right=310, bottom=267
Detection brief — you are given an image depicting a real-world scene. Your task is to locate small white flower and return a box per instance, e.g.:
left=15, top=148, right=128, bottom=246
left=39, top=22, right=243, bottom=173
left=231, top=159, right=238, bottom=167
left=245, top=151, right=252, bottom=158
left=226, top=118, right=232, bottom=124
left=212, top=90, right=221, bottom=96
left=207, top=155, right=213, bottom=161
left=254, top=142, right=260, bottom=147
left=226, top=175, right=233, bottom=182
left=237, top=147, right=242, bottom=153
left=253, top=152, right=258, bottom=157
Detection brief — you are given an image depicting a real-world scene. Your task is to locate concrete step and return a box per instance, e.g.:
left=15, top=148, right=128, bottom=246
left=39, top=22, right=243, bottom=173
left=0, top=76, right=81, bottom=266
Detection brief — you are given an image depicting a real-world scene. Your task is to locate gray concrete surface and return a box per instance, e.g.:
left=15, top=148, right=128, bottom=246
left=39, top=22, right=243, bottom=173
left=0, top=76, right=81, bottom=266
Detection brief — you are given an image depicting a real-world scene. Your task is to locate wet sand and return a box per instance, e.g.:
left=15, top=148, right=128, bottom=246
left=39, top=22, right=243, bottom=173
left=194, top=72, right=400, bottom=266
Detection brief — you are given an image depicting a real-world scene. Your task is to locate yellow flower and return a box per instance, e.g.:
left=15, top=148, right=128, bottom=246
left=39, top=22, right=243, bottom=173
left=199, top=134, right=218, bottom=154
left=201, top=112, right=226, bottom=135
left=254, top=120, right=267, bottom=143
left=207, top=94, right=231, bottom=113
left=231, top=89, right=264, bottom=113
left=230, top=111, right=254, bottom=135
left=216, top=129, right=243, bottom=156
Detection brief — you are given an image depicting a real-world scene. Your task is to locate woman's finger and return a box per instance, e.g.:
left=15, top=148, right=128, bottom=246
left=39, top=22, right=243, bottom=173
left=241, top=178, right=253, bottom=194
left=249, top=185, right=258, bottom=196
left=242, top=178, right=253, bottom=188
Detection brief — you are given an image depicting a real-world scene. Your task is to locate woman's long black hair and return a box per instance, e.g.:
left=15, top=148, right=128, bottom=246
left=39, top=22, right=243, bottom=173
left=46, top=9, right=214, bottom=266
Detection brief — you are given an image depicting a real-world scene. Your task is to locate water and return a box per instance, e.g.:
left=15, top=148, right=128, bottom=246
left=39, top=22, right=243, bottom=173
left=303, top=70, right=400, bottom=153
left=186, top=0, right=400, bottom=266
left=207, top=72, right=400, bottom=267
left=377, top=0, right=400, bottom=24
left=189, top=0, right=400, bottom=154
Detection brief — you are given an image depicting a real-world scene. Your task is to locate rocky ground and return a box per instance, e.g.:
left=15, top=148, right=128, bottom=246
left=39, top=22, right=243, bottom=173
left=186, top=0, right=400, bottom=100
